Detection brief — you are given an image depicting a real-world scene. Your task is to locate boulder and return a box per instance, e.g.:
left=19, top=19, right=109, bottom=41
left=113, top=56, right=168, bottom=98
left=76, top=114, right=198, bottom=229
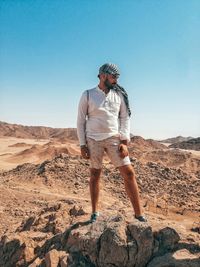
left=154, top=226, right=180, bottom=256
left=66, top=215, right=153, bottom=267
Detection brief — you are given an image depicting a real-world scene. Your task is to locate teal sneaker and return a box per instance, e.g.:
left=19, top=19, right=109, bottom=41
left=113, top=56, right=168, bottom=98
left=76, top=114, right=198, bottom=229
left=90, top=212, right=100, bottom=223
left=135, top=215, right=147, bottom=222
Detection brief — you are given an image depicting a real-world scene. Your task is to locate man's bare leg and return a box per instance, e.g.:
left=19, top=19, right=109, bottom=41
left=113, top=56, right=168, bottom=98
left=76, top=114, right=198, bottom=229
left=90, top=168, right=101, bottom=213
left=118, top=164, right=142, bottom=217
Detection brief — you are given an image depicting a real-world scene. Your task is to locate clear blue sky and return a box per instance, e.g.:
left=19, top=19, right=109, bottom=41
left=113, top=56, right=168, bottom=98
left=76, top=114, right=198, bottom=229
left=0, top=0, right=199, bottom=139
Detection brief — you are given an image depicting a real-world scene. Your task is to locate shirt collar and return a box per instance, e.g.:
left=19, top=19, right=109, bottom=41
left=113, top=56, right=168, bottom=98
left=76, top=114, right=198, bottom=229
left=95, top=86, right=105, bottom=95
left=96, top=86, right=112, bottom=96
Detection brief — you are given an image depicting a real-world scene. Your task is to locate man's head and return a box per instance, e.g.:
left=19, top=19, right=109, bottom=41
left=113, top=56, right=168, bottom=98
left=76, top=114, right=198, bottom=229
left=98, top=63, right=120, bottom=89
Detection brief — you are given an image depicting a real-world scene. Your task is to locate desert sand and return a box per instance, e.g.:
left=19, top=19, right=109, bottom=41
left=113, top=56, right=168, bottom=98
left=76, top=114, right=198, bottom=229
left=0, top=137, right=80, bottom=171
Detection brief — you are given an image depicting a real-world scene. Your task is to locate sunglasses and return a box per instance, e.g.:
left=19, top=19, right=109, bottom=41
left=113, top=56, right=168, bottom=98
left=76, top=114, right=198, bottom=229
left=106, top=72, right=120, bottom=79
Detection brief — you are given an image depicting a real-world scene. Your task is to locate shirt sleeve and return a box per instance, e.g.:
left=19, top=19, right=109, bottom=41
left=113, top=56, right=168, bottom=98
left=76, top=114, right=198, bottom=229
left=119, top=94, right=131, bottom=142
left=77, top=90, right=88, bottom=146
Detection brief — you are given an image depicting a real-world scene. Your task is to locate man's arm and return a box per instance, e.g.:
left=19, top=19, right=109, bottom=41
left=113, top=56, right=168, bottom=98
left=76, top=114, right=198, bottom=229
left=77, top=91, right=88, bottom=146
left=118, top=95, right=131, bottom=158
left=118, top=94, right=131, bottom=143
left=77, top=91, right=90, bottom=159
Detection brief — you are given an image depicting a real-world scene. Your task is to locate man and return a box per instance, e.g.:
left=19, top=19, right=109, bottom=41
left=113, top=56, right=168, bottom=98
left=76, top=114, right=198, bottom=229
left=77, top=63, right=146, bottom=222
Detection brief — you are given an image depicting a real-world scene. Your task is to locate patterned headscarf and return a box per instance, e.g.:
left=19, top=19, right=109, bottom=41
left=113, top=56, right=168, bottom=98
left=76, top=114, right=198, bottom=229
left=99, top=63, right=120, bottom=77
left=114, top=84, right=131, bottom=117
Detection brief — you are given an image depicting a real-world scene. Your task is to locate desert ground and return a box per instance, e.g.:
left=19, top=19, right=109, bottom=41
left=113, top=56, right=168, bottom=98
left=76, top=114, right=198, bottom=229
left=0, top=135, right=199, bottom=266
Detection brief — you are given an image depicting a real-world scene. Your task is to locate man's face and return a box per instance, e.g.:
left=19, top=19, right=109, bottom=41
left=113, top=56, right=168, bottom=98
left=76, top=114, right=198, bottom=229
left=104, top=74, right=119, bottom=89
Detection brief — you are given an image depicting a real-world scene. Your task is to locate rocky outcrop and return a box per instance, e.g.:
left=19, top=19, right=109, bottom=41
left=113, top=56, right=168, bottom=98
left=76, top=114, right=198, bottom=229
left=64, top=215, right=154, bottom=267
left=0, top=213, right=199, bottom=267
left=169, top=138, right=200, bottom=151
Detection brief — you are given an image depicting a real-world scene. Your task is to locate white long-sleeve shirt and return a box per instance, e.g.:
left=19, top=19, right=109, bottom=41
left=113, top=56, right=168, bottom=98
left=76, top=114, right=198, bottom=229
left=77, top=86, right=130, bottom=146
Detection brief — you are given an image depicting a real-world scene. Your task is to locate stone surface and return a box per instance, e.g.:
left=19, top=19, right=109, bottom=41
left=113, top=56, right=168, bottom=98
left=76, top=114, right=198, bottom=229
left=45, top=249, right=60, bottom=267
left=147, top=249, right=200, bottom=267
left=154, top=226, right=180, bottom=256
left=60, top=253, right=69, bottom=267
left=23, top=246, right=35, bottom=263
left=127, top=223, right=154, bottom=267
left=28, top=257, right=42, bottom=267
left=66, top=215, right=154, bottom=267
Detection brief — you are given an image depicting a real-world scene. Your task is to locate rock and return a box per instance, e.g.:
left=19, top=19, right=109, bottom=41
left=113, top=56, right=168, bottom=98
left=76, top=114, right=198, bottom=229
left=174, top=249, right=200, bottom=260
left=23, top=246, right=35, bottom=263
left=127, top=223, right=154, bottom=267
left=59, top=252, right=69, bottom=267
left=42, top=203, right=61, bottom=213
left=28, top=257, right=42, bottom=267
left=16, top=216, right=36, bottom=232
left=147, top=249, right=200, bottom=267
left=66, top=215, right=153, bottom=267
left=98, top=224, right=129, bottom=267
left=154, top=227, right=180, bottom=256
left=60, top=199, right=76, bottom=205
left=45, top=249, right=60, bottom=267
left=69, top=205, right=86, bottom=216
left=42, top=221, right=57, bottom=234
left=0, top=237, right=25, bottom=267
left=30, top=232, right=48, bottom=242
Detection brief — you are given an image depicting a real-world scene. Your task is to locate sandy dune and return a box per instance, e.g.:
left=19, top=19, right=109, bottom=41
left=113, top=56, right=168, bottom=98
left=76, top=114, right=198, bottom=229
left=0, top=137, right=80, bottom=170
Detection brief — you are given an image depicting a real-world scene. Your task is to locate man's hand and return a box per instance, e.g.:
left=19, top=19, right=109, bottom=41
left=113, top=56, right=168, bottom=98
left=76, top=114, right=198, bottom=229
left=118, top=143, right=129, bottom=158
left=80, top=145, right=90, bottom=159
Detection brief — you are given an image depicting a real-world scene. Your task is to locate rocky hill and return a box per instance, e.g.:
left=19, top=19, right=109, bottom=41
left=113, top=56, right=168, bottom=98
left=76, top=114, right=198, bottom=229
left=3, top=154, right=199, bottom=212
left=169, top=138, right=200, bottom=151
left=0, top=154, right=199, bottom=266
left=0, top=121, right=78, bottom=140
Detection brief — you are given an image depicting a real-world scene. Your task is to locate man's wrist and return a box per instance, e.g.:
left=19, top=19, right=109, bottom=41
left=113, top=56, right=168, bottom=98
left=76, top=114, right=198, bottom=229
left=120, top=140, right=128, bottom=146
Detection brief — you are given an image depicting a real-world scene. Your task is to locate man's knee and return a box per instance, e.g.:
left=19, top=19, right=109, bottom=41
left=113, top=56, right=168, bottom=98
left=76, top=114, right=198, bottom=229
left=120, top=165, right=135, bottom=180
left=90, top=168, right=101, bottom=180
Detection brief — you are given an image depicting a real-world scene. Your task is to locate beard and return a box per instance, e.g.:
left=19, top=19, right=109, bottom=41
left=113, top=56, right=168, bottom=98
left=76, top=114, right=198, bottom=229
left=104, top=78, right=116, bottom=89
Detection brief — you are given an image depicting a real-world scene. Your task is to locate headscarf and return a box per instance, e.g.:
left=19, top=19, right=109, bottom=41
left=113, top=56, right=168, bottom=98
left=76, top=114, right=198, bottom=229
left=114, top=84, right=131, bottom=117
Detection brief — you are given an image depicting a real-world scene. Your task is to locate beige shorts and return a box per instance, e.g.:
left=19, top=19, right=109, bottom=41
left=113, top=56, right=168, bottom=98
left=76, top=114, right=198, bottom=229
left=86, top=136, right=131, bottom=169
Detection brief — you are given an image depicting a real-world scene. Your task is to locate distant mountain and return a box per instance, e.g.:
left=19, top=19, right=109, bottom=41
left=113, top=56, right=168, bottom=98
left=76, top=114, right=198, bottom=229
left=0, top=121, right=78, bottom=140
left=169, top=137, right=200, bottom=151
left=130, top=136, right=167, bottom=151
left=159, top=136, right=194, bottom=144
